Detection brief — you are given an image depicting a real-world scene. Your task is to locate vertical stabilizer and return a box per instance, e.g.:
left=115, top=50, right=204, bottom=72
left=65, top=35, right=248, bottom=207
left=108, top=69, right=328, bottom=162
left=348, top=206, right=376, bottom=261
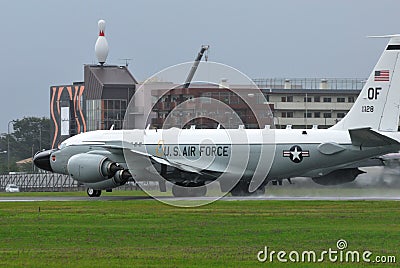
left=331, top=35, right=400, bottom=131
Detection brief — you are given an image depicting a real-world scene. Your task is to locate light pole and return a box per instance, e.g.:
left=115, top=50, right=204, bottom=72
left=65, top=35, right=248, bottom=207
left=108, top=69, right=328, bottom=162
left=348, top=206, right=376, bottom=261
left=39, top=127, right=42, bottom=151
left=7, top=120, right=14, bottom=173
left=0, top=150, right=6, bottom=173
left=32, top=144, right=35, bottom=172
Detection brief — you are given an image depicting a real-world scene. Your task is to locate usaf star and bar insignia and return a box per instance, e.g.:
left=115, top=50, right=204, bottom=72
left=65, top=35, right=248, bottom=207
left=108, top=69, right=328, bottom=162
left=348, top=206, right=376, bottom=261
left=283, top=145, right=310, bottom=163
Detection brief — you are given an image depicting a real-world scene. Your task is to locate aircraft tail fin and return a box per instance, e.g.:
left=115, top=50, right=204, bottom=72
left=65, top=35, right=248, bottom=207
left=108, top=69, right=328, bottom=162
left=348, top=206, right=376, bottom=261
left=331, top=35, right=400, bottom=131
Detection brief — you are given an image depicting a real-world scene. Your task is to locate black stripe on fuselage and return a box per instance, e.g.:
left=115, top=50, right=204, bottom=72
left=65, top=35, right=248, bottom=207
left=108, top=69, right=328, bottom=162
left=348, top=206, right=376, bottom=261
left=386, top=45, right=400, bottom=50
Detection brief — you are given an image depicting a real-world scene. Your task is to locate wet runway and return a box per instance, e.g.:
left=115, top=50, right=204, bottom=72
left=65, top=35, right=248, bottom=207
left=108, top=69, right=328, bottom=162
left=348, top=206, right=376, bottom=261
left=0, top=195, right=400, bottom=202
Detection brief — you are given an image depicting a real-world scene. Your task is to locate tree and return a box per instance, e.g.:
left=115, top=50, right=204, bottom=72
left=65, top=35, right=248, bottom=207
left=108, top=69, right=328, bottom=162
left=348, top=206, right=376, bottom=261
left=0, top=117, right=50, bottom=173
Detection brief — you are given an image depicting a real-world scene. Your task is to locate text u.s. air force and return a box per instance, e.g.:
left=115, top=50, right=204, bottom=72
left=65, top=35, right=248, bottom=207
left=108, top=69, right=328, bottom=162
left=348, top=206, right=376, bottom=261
left=157, top=145, right=230, bottom=157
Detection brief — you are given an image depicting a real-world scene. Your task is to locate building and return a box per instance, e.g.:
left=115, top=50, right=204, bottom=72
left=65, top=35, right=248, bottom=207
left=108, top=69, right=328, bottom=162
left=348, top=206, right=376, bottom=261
left=84, top=65, right=137, bottom=131
left=143, top=83, right=273, bottom=129
left=50, top=65, right=137, bottom=149
left=49, top=82, right=86, bottom=149
left=254, top=78, right=364, bottom=129
left=142, top=78, right=364, bottom=130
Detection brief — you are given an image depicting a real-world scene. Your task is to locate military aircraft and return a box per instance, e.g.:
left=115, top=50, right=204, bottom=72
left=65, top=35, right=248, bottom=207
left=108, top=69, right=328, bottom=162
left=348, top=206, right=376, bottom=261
left=34, top=35, right=400, bottom=197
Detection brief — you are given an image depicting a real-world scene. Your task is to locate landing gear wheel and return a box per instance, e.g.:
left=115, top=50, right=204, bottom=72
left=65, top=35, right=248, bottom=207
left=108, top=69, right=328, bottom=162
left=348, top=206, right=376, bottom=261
left=87, top=188, right=95, bottom=197
left=254, top=186, right=265, bottom=195
left=87, top=188, right=102, bottom=197
left=230, top=188, right=249, bottom=196
left=230, top=182, right=265, bottom=196
left=195, top=185, right=207, bottom=197
left=172, top=185, right=184, bottom=197
left=172, top=184, right=207, bottom=197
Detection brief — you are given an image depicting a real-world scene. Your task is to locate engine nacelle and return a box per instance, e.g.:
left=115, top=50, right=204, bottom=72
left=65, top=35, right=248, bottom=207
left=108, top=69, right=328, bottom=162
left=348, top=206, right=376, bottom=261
left=84, top=172, right=132, bottom=190
left=312, top=168, right=365, bottom=186
left=67, top=153, right=122, bottom=183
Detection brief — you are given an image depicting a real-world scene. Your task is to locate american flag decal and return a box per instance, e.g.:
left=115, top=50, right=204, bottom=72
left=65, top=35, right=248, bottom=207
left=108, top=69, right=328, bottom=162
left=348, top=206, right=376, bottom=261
left=374, top=70, right=390, bottom=81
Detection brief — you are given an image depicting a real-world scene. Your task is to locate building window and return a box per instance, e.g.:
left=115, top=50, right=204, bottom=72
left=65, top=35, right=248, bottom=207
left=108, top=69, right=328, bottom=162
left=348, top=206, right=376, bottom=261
left=281, top=96, right=293, bottom=102
left=201, top=92, right=212, bottom=103
left=230, top=93, right=240, bottom=104
left=323, top=97, right=332, bottom=103
left=281, top=112, right=287, bottom=118
left=220, top=93, right=229, bottom=104
left=304, top=97, right=312, bottom=102
left=314, top=112, right=321, bottom=118
left=337, top=112, right=346, bottom=118
left=314, top=96, right=320, bottom=102
left=323, top=112, right=332, bottom=118
left=287, top=112, right=294, bottom=118
left=86, top=99, right=127, bottom=131
left=348, top=96, right=355, bottom=102
left=304, top=112, right=312, bottom=118
left=337, top=97, right=345, bottom=103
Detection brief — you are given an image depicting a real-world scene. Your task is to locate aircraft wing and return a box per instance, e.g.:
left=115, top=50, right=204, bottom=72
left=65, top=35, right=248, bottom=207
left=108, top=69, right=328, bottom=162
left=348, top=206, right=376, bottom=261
left=86, top=142, right=222, bottom=175
left=81, top=142, right=125, bottom=155
left=130, top=149, right=224, bottom=175
left=349, top=128, right=400, bottom=147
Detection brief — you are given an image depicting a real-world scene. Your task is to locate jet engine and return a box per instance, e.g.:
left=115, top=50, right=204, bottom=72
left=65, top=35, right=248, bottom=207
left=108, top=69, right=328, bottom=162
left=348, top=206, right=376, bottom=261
left=67, top=153, right=125, bottom=183
left=84, top=169, right=132, bottom=190
left=311, top=168, right=365, bottom=186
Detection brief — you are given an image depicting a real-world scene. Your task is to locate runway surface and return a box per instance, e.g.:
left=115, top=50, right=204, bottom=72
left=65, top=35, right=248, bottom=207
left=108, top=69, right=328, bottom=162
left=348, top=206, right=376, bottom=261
left=0, top=195, right=400, bottom=202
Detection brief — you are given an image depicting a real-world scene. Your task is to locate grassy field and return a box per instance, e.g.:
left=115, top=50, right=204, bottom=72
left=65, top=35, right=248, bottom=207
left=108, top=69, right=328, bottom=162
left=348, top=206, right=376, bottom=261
left=0, top=199, right=398, bottom=267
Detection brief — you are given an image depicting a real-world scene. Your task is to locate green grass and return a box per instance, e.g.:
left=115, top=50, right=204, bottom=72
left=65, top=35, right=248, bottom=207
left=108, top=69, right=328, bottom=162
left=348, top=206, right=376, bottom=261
left=1, top=185, right=399, bottom=198
left=0, top=200, right=398, bottom=267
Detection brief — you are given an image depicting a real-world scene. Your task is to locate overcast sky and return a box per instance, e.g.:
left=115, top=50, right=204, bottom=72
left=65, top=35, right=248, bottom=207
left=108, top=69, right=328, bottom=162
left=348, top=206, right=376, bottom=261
left=0, top=0, right=399, bottom=132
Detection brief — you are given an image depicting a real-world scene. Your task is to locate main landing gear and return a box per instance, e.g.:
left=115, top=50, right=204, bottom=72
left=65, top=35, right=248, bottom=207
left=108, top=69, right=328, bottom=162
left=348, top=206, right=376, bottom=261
left=87, top=188, right=102, bottom=197
left=171, top=183, right=207, bottom=197
left=230, top=181, right=266, bottom=196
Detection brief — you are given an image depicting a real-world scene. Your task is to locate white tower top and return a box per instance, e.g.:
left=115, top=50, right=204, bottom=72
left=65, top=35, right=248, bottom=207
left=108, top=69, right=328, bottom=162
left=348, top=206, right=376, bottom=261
left=98, top=19, right=106, bottom=33
left=95, top=19, right=109, bottom=65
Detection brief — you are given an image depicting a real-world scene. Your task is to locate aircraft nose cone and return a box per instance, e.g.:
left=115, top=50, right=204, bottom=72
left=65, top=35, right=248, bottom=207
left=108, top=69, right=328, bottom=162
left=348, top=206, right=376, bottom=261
left=33, top=149, right=54, bottom=172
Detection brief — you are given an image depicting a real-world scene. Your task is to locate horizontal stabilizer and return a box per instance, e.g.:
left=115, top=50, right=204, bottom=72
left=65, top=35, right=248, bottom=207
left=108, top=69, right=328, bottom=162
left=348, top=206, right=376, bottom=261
left=368, top=34, right=400, bottom=38
left=349, top=128, right=399, bottom=147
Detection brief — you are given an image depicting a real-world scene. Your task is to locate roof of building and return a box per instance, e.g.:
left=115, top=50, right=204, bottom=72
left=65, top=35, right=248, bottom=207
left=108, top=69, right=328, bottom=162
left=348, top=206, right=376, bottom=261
left=16, top=157, right=32, bottom=165
left=264, top=88, right=361, bottom=94
left=86, top=65, right=138, bottom=86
